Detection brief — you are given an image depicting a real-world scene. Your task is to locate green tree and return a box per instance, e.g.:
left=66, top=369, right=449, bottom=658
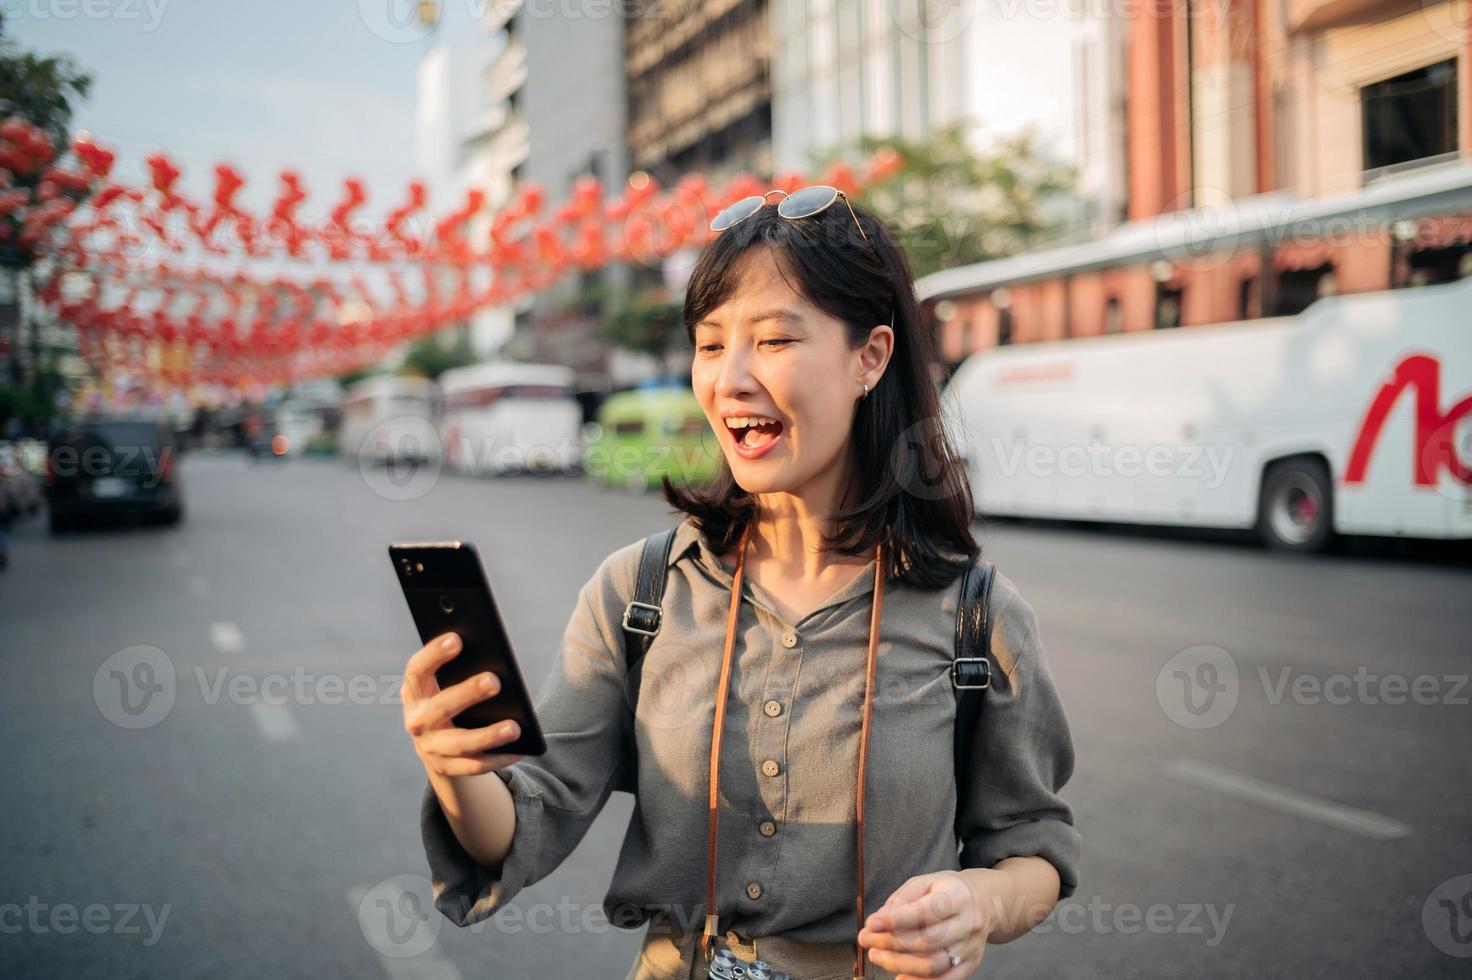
left=603, top=290, right=684, bottom=359
left=0, top=13, right=91, bottom=145
left=0, top=13, right=93, bottom=429
left=815, top=122, right=1075, bottom=280
left=400, top=330, right=478, bottom=381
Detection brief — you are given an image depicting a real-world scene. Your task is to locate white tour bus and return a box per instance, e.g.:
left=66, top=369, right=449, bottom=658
left=927, top=166, right=1472, bottom=551
left=437, top=362, right=582, bottom=476
left=942, top=277, right=1470, bottom=551
left=337, top=375, right=441, bottom=465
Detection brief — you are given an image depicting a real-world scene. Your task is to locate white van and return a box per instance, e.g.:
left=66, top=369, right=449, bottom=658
left=437, top=362, right=581, bottom=476
left=338, top=376, right=440, bottom=465
left=944, top=276, right=1472, bottom=551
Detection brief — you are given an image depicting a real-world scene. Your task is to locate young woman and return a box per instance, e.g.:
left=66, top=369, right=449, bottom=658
left=402, top=188, right=1080, bottom=980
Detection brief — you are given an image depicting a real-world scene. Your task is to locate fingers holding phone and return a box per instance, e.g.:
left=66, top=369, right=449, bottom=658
left=402, top=631, right=525, bottom=778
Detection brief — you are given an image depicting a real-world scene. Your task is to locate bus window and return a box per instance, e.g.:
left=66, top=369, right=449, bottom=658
left=1155, top=286, right=1183, bottom=329
left=997, top=309, right=1014, bottom=346
left=665, top=415, right=707, bottom=436
left=505, top=385, right=573, bottom=400
left=1275, top=265, right=1333, bottom=316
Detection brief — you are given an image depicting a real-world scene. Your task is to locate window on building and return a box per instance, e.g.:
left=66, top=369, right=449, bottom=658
left=1154, top=285, right=1183, bottom=329
left=1273, top=264, right=1334, bottom=316
left=1104, top=296, right=1122, bottom=334
left=1362, top=59, right=1459, bottom=175
left=1238, top=276, right=1258, bottom=320
left=1406, top=244, right=1472, bottom=286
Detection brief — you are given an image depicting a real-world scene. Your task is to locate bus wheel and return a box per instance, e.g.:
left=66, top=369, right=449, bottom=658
left=1258, top=458, right=1333, bottom=552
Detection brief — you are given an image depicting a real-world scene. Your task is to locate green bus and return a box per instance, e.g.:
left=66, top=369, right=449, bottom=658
left=585, top=386, right=721, bottom=491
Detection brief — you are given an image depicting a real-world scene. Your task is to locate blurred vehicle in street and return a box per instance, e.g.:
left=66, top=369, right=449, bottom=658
left=271, top=400, right=326, bottom=457
left=283, top=379, right=343, bottom=455
left=439, top=361, right=582, bottom=476
left=586, top=385, right=719, bottom=492
left=44, top=418, right=184, bottom=532
left=0, top=441, right=43, bottom=523
left=945, top=275, right=1471, bottom=552
left=337, top=375, right=440, bottom=466
left=240, top=406, right=288, bottom=462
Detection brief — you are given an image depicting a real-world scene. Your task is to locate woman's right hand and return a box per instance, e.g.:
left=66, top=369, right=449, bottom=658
left=401, top=631, right=525, bottom=779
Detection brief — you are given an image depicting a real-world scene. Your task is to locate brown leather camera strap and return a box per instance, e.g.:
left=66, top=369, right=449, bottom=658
left=699, top=521, right=888, bottom=980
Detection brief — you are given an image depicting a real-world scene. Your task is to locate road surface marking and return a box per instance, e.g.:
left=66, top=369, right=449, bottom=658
left=209, top=621, right=243, bottom=654
left=346, top=884, right=464, bottom=980
left=1165, top=758, right=1412, bottom=840
left=248, top=703, right=302, bottom=742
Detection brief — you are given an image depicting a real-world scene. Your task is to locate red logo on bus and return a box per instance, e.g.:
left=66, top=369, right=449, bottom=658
left=1345, top=354, right=1472, bottom=486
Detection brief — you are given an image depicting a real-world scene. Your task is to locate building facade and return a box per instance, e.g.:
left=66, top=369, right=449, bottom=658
left=919, top=0, right=1472, bottom=362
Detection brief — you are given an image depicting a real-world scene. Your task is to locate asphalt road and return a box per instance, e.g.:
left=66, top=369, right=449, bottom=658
left=1, top=452, right=1468, bottom=979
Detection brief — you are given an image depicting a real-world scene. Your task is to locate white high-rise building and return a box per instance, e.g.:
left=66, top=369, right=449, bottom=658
left=771, top=0, right=1127, bottom=236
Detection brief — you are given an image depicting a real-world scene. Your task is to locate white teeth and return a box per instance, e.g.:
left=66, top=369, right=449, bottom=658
left=726, top=415, right=778, bottom=430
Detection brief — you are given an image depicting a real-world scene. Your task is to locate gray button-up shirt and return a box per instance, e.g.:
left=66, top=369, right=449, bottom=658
left=421, top=516, right=1080, bottom=947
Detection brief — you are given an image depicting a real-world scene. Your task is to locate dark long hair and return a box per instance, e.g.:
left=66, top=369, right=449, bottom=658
left=661, top=196, right=979, bottom=590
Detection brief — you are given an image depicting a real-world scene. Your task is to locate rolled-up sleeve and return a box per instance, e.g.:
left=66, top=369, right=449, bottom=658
left=955, top=578, right=1081, bottom=900
left=420, top=557, right=635, bottom=927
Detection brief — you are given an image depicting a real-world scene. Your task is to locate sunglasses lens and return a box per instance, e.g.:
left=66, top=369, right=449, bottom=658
left=777, top=185, right=839, bottom=220
left=710, top=196, right=765, bottom=232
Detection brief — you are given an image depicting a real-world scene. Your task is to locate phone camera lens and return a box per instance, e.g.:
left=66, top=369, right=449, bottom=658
left=415, top=562, right=425, bottom=574
left=438, top=595, right=454, bottom=614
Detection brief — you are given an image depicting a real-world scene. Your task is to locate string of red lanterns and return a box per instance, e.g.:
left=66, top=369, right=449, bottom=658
left=2, top=114, right=905, bottom=390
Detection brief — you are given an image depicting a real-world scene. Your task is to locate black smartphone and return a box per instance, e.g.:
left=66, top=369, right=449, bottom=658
left=389, top=541, right=546, bottom=755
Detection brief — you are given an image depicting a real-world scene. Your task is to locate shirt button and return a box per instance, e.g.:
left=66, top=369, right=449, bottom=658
left=780, top=632, right=798, bottom=648
left=759, top=820, right=777, bottom=837
left=746, top=882, right=763, bottom=900
left=761, top=759, right=781, bottom=777
left=763, top=699, right=782, bottom=718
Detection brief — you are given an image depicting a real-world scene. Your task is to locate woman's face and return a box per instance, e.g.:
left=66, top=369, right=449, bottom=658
left=690, top=249, right=892, bottom=501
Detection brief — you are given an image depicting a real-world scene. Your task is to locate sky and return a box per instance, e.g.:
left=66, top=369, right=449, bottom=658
left=5, top=0, right=484, bottom=220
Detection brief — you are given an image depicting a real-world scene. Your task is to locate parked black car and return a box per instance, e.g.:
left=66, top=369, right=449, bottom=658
left=45, top=418, right=185, bottom=532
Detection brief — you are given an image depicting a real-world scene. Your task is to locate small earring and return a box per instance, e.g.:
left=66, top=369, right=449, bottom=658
left=861, top=382, right=870, bottom=399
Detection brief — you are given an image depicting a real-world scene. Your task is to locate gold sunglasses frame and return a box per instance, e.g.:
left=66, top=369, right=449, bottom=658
left=709, top=185, right=870, bottom=244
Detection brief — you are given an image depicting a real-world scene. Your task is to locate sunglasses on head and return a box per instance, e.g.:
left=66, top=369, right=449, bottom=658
left=709, top=185, right=870, bottom=244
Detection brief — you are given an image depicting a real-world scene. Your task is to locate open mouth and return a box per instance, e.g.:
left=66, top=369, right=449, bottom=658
left=725, top=415, right=785, bottom=454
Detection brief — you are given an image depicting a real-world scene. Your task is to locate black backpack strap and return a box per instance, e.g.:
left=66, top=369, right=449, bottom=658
left=621, top=527, right=678, bottom=670
left=614, top=527, right=677, bottom=793
left=952, top=560, right=996, bottom=842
